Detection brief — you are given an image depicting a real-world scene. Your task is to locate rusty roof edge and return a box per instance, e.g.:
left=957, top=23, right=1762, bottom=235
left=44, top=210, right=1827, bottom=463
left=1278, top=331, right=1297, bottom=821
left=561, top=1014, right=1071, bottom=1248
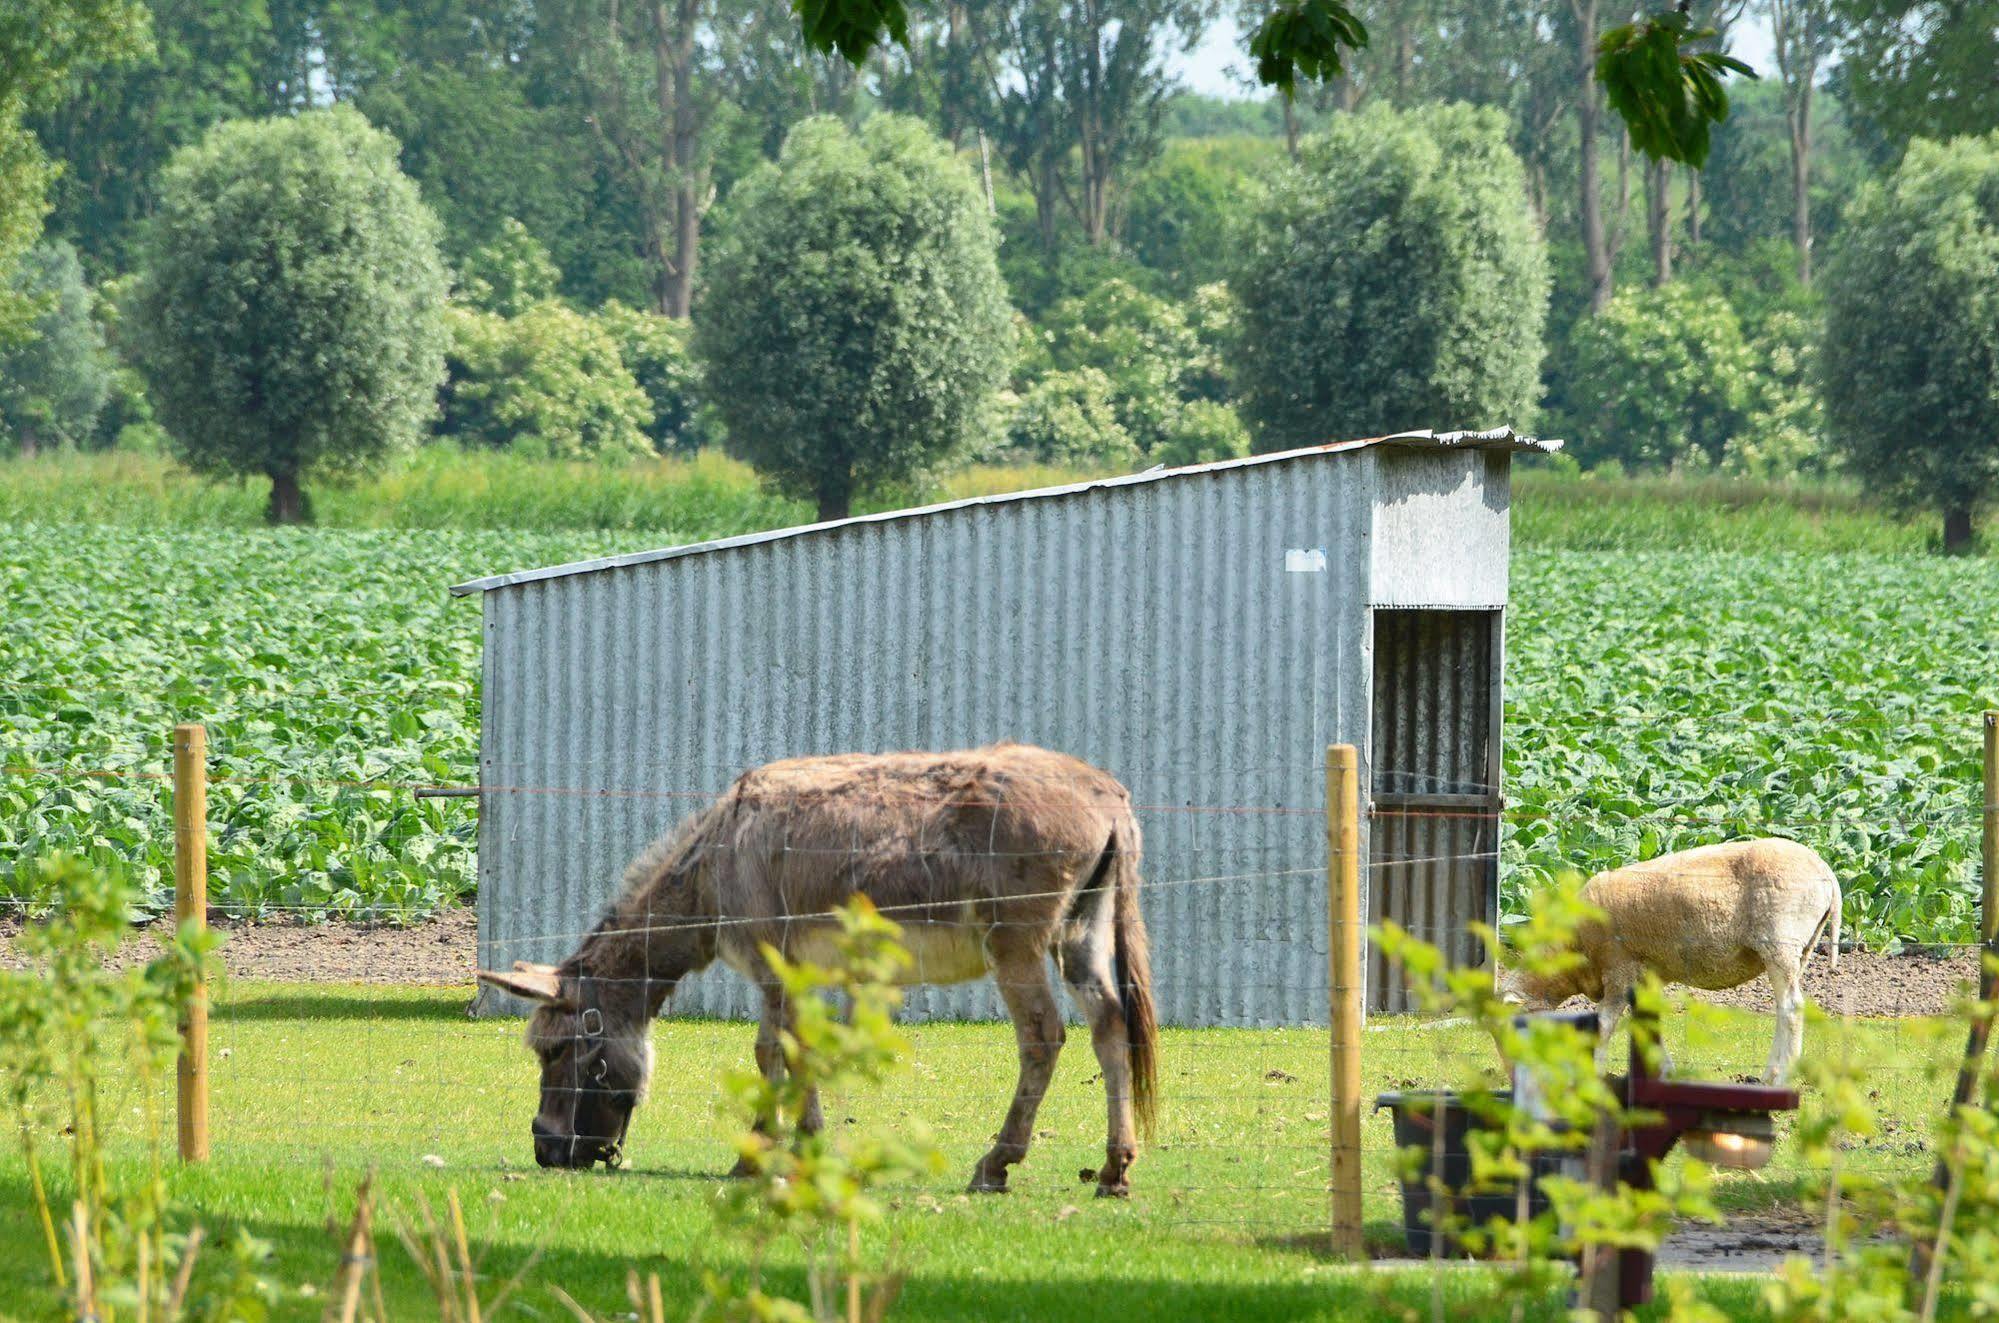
left=448, top=426, right=1562, bottom=596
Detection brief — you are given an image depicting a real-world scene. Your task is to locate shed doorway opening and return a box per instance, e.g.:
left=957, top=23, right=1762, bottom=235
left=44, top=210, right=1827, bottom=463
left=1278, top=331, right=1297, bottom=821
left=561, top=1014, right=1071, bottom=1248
left=1367, top=608, right=1503, bottom=1014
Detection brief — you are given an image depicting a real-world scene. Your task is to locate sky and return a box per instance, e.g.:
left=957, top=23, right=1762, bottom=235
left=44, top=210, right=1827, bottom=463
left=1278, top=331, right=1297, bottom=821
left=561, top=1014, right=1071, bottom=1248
left=1168, top=13, right=1780, bottom=100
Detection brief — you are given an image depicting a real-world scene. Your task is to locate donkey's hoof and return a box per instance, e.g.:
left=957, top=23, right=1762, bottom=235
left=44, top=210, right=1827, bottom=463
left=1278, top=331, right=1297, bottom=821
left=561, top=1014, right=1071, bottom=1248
left=967, top=1168, right=1010, bottom=1194
left=1094, top=1180, right=1130, bottom=1200
left=725, top=1156, right=758, bottom=1180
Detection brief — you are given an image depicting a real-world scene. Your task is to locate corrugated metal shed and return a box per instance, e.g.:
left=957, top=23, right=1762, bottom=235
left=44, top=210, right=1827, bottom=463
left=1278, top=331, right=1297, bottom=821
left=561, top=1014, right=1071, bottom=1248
left=456, top=428, right=1556, bottom=1025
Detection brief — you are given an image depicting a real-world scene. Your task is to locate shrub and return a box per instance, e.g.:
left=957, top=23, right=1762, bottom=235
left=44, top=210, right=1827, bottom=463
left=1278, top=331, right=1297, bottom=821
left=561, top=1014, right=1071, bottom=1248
left=1821, top=132, right=1999, bottom=553
left=1183, top=281, right=1237, bottom=404
left=1558, top=283, right=1761, bottom=471
left=455, top=216, right=561, bottom=315
left=1154, top=399, right=1251, bottom=468
left=440, top=302, right=653, bottom=460
left=697, top=114, right=1011, bottom=521
left=1039, top=277, right=1202, bottom=455
left=0, top=241, right=109, bottom=455
left=1229, top=102, right=1548, bottom=451
left=1007, top=367, right=1140, bottom=466
left=597, top=299, right=716, bottom=454
left=132, top=106, right=449, bottom=523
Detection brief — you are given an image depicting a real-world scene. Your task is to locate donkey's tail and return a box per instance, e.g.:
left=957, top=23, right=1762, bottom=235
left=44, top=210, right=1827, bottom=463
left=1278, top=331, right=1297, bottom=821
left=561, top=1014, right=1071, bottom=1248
left=1110, top=811, right=1158, bottom=1140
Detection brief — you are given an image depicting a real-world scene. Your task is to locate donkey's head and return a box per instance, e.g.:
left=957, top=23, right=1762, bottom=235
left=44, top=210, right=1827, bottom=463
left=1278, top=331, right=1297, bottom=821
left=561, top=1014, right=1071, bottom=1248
left=477, top=964, right=653, bottom=1169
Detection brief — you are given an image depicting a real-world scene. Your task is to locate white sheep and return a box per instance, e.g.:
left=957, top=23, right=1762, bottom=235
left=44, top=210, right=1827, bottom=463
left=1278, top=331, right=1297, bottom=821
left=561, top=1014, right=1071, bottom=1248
left=1500, top=838, right=1842, bottom=1084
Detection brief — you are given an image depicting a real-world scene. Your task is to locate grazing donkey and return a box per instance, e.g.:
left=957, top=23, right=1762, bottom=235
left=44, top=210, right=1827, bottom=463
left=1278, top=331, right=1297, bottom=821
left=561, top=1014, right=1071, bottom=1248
left=477, top=743, right=1160, bottom=1197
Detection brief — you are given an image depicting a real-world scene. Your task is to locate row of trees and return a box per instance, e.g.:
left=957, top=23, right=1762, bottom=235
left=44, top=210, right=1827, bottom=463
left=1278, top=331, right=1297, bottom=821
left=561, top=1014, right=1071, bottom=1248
left=3, top=0, right=1997, bottom=545
left=17, top=94, right=1991, bottom=547
left=20, top=1, right=1995, bottom=316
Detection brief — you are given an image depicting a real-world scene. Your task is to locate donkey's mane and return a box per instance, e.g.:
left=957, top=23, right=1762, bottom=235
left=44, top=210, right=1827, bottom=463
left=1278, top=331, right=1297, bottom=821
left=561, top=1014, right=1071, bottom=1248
left=609, top=799, right=727, bottom=927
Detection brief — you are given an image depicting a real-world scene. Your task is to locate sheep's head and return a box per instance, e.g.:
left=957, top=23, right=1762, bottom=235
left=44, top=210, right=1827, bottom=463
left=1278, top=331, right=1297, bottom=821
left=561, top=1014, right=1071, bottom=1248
left=1497, top=959, right=1591, bottom=1010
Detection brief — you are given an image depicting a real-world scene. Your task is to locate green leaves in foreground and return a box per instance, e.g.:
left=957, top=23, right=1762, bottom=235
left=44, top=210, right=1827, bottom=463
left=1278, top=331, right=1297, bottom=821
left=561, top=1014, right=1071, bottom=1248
left=789, top=0, right=910, bottom=64
left=1598, top=8, right=1756, bottom=167
left=710, top=898, right=944, bottom=1321
left=1247, top=0, right=1369, bottom=96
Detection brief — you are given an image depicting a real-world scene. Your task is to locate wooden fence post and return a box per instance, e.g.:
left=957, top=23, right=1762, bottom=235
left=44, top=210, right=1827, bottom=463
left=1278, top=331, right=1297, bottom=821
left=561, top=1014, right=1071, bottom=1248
left=1912, top=710, right=1999, bottom=1282
left=174, top=722, right=209, bottom=1163
left=1986, top=710, right=1997, bottom=971
left=1329, top=743, right=1364, bottom=1258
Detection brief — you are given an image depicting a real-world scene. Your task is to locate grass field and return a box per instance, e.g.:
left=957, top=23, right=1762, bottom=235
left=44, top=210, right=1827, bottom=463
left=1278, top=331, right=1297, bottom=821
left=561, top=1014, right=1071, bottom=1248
left=0, top=979, right=1962, bottom=1322
left=0, top=449, right=1957, bottom=554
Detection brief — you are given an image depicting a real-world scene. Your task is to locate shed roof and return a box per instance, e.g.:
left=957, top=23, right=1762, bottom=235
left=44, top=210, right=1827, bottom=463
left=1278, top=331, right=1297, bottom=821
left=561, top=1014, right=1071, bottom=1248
left=450, top=426, right=1560, bottom=596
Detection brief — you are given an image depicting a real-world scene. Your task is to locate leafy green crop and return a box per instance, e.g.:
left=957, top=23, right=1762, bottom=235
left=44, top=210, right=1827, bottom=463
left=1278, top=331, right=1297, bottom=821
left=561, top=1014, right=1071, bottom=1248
left=1506, top=550, right=1997, bottom=947
left=0, top=525, right=648, bottom=920
left=1, top=526, right=1991, bottom=944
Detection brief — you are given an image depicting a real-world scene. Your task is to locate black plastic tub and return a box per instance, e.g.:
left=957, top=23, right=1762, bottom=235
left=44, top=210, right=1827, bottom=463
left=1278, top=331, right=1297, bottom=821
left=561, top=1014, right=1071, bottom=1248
left=1374, top=1090, right=1561, bottom=1257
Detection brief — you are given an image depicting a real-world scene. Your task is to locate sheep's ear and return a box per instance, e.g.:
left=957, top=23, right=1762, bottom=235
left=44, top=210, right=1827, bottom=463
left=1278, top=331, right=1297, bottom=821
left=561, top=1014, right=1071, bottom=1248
left=478, top=967, right=563, bottom=1002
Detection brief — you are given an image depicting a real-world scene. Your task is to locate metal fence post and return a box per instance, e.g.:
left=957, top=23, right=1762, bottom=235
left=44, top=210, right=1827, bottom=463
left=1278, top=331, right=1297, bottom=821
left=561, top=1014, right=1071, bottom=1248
left=1329, top=743, right=1364, bottom=1257
left=174, top=722, right=209, bottom=1163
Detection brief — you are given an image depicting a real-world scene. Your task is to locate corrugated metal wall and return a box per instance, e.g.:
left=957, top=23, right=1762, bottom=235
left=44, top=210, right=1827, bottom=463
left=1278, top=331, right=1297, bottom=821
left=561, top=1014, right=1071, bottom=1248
left=474, top=445, right=1510, bottom=1026
left=1366, top=610, right=1503, bottom=1014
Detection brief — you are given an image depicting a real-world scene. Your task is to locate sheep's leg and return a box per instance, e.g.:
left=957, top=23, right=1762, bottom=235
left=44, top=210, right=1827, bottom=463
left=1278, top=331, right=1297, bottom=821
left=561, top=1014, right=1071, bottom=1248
left=1764, top=961, right=1806, bottom=1084
left=1593, top=977, right=1630, bottom=1075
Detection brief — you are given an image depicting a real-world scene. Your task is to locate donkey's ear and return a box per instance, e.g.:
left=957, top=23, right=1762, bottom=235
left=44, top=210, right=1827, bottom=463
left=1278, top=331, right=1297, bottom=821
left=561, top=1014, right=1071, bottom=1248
left=512, top=961, right=559, bottom=976
left=478, top=967, right=564, bottom=1002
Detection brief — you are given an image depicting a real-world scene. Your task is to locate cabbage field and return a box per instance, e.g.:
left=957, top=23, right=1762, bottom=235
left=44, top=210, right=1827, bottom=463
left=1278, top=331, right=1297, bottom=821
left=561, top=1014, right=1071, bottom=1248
left=2, top=524, right=1993, bottom=944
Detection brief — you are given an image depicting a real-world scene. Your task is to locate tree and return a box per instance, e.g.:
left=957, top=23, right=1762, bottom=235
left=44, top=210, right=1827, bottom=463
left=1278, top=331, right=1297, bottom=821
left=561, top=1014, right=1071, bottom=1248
left=696, top=114, right=1011, bottom=520
left=1763, top=0, right=1836, bottom=283
left=0, top=242, right=109, bottom=455
left=1570, top=0, right=1636, bottom=313
left=440, top=302, right=655, bottom=459
left=1702, top=80, right=1862, bottom=258
left=29, top=0, right=271, bottom=276
left=797, top=0, right=1758, bottom=168
left=542, top=0, right=829, bottom=318
left=1123, top=137, right=1273, bottom=293
left=1229, top=102, right=1549, bottom=450
left=0, top=0, right=150, bottom=341
left=1008, top=367, right=1141, bottom=464
left=132, top=107, right=449, bottom=523
left=1039, top=277, right=1205, bottom=451
left=1831, top=0, right=1999, bottom=158
left=1820, top=133, right=1999, bottom=554
left=358, top=63, right=602, bottom=282
left=966, top=0, right=1212, bottom=250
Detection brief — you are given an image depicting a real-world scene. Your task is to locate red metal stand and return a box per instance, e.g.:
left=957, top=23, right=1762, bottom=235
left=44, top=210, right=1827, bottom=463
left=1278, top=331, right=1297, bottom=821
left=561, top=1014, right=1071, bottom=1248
left=1531, top=1001, right=1800, bottom=1311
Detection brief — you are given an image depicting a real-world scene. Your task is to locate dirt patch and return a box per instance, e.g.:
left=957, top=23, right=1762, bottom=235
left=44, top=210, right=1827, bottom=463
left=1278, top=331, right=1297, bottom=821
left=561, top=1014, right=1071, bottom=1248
left=5, top=910, right=1971, bottom=1014
left=1655, top=1209, right=1823, bottom=1273
left=1685, top=946, right=1975, bottom=1019
left=0, top=906, right=479, bottom=986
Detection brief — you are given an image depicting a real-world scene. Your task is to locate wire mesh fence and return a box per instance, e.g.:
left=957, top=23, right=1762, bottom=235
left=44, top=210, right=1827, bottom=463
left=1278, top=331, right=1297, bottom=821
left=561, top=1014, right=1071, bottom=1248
left=2, top=715, right=1994, bottom=1273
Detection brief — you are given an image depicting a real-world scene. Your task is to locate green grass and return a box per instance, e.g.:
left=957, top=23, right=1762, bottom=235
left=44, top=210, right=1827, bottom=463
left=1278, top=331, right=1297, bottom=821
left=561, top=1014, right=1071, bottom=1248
left=0, top=449, right=1114, bottom=536
left=0, top=981, right=1961, bottom=1320
left=1510, top=465, right=1946, bottom=556
left=0, top=450, right=1959, bottom=556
